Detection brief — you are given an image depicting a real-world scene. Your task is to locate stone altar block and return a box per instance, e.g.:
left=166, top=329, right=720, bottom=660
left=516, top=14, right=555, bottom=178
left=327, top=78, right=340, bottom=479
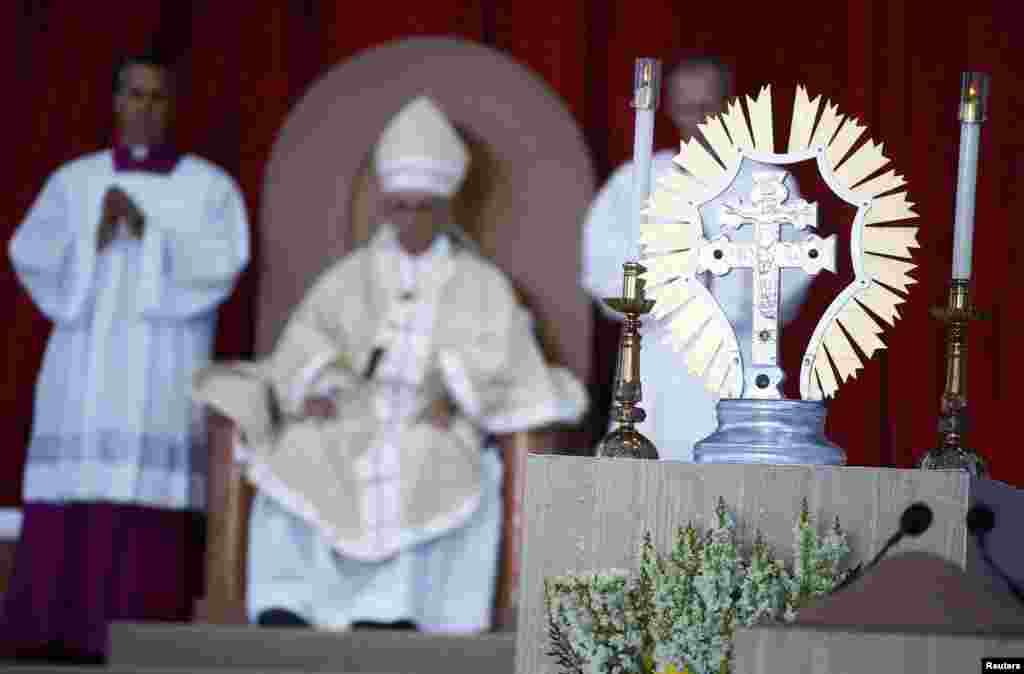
left=732, top=626, right=1024, bottom=674
left=514, top=455, right=1024, bottom=674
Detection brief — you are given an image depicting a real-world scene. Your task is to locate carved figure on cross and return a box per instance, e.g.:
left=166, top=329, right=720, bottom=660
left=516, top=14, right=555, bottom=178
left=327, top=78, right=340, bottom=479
left=701, top=170, right=837, bottom=398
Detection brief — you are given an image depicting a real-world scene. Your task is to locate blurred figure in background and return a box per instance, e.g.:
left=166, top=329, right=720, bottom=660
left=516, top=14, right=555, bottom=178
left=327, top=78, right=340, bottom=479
left=2, top=51, right=249, bottom=662
left=582, top=55, right=810, bottom=461
left=194, top=96, right=586, bottom=633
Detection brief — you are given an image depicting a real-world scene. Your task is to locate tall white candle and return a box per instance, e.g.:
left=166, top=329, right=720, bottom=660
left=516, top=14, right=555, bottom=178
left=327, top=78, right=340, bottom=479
left=951, top=72, right=990, bottom=280
left=951, top=123, right=980, bottom=279
left=630, top=58, right=661, bottom=261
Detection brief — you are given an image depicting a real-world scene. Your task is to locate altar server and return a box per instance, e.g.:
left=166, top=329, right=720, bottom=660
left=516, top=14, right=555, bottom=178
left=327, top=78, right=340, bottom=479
left=2, top=52, right=250, bottom=662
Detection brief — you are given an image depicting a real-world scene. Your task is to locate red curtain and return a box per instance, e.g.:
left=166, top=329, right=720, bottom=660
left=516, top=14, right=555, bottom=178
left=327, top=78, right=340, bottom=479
left=3, top=0, right=1022, bottom=504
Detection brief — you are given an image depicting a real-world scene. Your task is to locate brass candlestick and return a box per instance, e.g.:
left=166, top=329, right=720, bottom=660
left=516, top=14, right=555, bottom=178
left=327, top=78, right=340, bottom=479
left=917, top=279, right=988, bottom=475
left=596, top=261, right=658, bottom=459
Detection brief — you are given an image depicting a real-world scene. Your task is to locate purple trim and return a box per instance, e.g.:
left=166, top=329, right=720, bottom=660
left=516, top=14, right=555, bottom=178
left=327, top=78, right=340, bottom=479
left=112, top=145, right=181, bottom=174
left=0, top=502, right=205, bottom=662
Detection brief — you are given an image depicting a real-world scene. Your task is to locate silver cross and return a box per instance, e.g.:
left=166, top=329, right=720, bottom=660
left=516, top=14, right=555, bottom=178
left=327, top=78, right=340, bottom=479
left=703, top=171, right=836, bottom=398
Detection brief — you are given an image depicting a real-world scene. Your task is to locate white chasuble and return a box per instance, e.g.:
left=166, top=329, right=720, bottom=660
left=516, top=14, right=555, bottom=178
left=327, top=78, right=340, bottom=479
left=10, top=150, right=250, bottom=510
left=194, top=224, right=587, bottom=629
left=582, top=149, right=811, bottom=462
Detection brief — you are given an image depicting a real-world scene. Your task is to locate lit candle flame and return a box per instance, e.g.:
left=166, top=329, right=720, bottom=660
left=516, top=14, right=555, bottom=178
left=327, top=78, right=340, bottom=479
left=952, top=72, right=989, bottom=279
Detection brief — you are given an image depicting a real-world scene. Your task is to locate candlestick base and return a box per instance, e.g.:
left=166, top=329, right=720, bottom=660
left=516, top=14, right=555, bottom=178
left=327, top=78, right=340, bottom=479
left=596, top=424, right=659, bottom=460
left=917, top=445, right=987, bottom=477
left=596, top=261, right=659, bottom=460
left=916, top=279, right=989, bottom=477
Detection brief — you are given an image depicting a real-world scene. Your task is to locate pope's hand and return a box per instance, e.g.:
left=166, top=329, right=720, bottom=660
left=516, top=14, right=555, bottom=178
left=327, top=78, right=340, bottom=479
left=303, top=396, right=337, bottom=420
left=426, top=395, right=454, bottom=430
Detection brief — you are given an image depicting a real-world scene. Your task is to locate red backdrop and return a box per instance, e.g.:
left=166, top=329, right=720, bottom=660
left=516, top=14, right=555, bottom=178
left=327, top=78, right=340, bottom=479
left=3, top=1, right=1022, bottom=505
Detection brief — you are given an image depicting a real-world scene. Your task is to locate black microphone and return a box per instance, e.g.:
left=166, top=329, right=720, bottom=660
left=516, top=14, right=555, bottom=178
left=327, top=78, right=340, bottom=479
left=899, top=502, right=935, bottom=536
left=967, top=504, right=1024, bottom=604
left=833, top=502, right=933, bottom=592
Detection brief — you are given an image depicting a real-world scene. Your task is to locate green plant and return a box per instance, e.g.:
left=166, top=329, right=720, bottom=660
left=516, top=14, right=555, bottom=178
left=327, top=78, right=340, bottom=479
left=544, top=498, right=853, bottom=674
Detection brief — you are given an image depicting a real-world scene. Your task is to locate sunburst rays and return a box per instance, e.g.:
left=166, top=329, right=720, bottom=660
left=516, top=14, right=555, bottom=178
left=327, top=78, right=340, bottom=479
left=640, top=83, right=919, bottom=401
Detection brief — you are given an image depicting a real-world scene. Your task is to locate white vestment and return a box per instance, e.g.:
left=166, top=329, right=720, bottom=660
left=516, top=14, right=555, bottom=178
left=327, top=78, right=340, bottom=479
left=582, top=149, right=811, bottom=461
left=9, top=150, right=250, bottom=510
left=194, top=224, right=587, bottom=631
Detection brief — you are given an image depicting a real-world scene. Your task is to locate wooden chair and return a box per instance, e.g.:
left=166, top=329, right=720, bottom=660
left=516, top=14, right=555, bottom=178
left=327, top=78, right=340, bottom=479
left=193, top=37, right=596, bottom=631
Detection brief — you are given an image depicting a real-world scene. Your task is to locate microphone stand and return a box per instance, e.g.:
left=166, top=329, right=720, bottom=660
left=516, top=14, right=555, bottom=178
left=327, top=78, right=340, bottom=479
left=832, top=532, right=899, bottom=593
left=832, top=503, right=932, bottom=593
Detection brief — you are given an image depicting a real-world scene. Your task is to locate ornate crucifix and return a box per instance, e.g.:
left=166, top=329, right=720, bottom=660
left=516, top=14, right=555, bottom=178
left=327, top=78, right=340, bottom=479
left=701, top=171, right=837, bottom=398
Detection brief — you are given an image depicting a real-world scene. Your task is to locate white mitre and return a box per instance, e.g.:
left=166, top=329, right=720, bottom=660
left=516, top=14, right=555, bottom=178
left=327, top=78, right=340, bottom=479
left=374, top=96, right=470, bottom=198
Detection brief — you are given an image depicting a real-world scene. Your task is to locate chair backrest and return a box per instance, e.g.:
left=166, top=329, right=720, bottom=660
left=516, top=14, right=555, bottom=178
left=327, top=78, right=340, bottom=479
left=254, top=36, right=596, bottom=381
